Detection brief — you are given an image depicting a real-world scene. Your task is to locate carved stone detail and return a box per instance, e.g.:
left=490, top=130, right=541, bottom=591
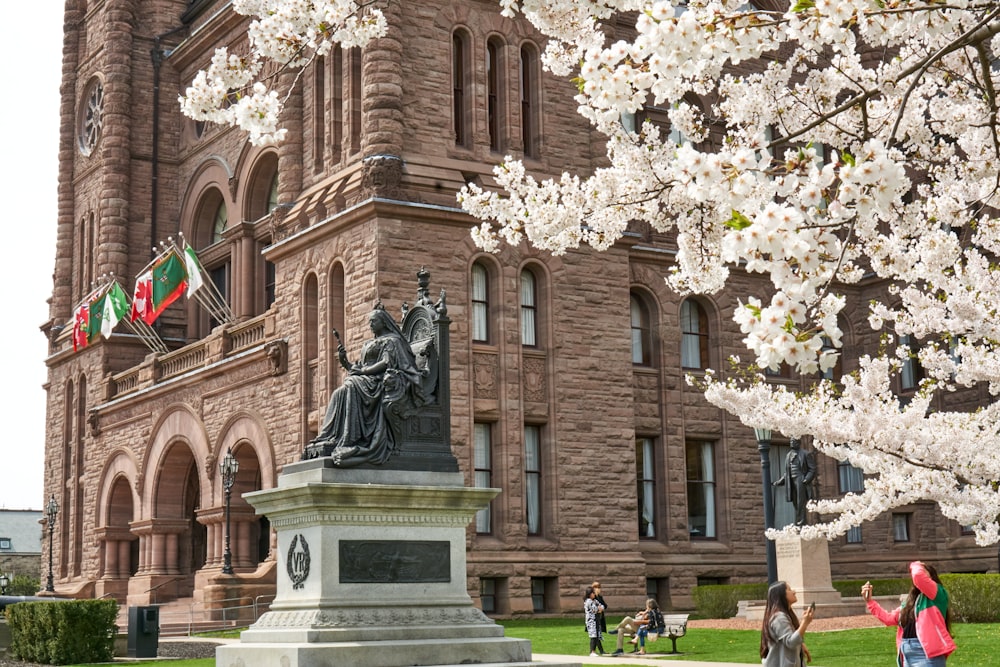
left=253, top=606, right=491, bottom=629
left=266, top=340, right=287, bottom=375
left=473, top=353, right=498, bottom=399
left=360, top=154, right=403, bottom=199
left=522, top=355, right=547, bottom=403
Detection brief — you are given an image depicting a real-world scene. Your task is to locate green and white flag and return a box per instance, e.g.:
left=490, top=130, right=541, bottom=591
left=183, top=242, right=205, bottom=297
left=101, top=281, right=129, bottom=339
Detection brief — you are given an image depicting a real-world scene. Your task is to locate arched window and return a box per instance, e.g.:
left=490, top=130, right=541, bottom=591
left=487, top=37, right=506, bottom=152
left=630, top=293, right=652, bottom=366
left=349, top=47, right=362, bottom=154
left=820, top=335, right=842, bottom=381
left=471, top=262, right=491, bottom=343
left=520, top=269, right=537, bottom=347
left=899, top=335, right=923, bottom=391
left=245, top=153, right=279, bottom=222
left=191, top=188, right=232, bottom=337
left=680, top=299, right=709, bottom=369
left=331, top=45, right=344, bottom=158
left=267, top=171, right=279, bottom=213
left=303, top=273, right=319, bottom=442
left=313, top=55, right=325, bottom=172
left=453, top=29, right=472, bottom=147
left=519, top=43, right=540, bottom=158
left=212, top=201, right=227, bottom=243
left=77, top=213, right=96, bottom=300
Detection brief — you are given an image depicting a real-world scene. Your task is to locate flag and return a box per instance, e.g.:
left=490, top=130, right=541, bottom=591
left=131, top=270, right=153, bottom=324
left=72, top=302, right=90, bottom=352
left=183, top=243, right=205, bottom=297
left=131, top=249, right=188, bottom=326
left=148, top=249, right=188, bottom=323
left=100, top=281, right=129, bottom=339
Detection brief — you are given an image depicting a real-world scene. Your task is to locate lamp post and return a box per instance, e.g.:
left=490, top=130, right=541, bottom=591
left=45, top=494, right=59, bottom=592
left=754, top=427, right=778, bottom=585
left=0, top=572, right=10, bottom=595
left=220, top=447, right=239, bottom=575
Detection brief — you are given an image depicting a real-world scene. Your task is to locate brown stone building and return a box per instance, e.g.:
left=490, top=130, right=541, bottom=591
left=41, top=0, right=992, bottom=616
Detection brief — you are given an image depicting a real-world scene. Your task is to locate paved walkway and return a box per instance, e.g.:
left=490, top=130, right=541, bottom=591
left=532, top=654, right=760, bottom=666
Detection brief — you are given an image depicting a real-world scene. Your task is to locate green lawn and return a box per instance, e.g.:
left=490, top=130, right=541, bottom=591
left=498, top=617, right=998, bottom=667
left=43, top=617, right=999, bottom=666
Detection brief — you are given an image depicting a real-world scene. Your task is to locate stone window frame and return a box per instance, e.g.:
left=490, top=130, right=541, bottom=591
left=77, top=75, right=105, bottom=157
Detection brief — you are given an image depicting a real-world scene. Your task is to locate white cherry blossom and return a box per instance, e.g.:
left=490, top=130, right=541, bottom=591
left=184, top=0, right=1000, bottom=545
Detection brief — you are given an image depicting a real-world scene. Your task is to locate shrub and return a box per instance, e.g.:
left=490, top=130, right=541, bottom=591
left=941, top=574, right=1000, bottom=623
left=6, top=574, right=40, bottom=597
left=692, top=583, right=769, bottom=619
left=7, top=599, right=117, bottom=665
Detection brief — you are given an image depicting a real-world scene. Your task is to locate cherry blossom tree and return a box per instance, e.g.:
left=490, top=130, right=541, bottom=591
left=181, top=1, right=1000, bottom=546
left=179, top=0, right=387, bottom=144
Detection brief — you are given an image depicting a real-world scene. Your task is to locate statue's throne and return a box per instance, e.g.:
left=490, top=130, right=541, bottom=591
left=380, top=269, right=456, bottom=472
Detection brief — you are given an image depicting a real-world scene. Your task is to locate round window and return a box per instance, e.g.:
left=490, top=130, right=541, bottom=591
left=78, top=78, right=104, bottom=156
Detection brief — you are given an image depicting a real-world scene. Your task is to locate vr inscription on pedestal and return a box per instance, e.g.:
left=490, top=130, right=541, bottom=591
left=339, top=540, right=450, bottom=583
left=287, top=533, right=311, bottom=590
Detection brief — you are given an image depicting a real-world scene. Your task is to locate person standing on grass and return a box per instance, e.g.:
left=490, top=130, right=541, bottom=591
left=592, top=581, right=609, bottom=635
left=583, top=586, right=605, bottom=657
left=863, top=561, right=955, bottom=667
left=591, top=581, right=608, bottom=653
left=760, top=581, right=813, bottom=666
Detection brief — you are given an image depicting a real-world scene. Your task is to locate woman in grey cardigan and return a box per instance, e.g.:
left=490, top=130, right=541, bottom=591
left=760, top=581, right=814, bottom=666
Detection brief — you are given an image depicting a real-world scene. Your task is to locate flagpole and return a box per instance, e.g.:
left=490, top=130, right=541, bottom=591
left=171, top=235, right=235, bottom=326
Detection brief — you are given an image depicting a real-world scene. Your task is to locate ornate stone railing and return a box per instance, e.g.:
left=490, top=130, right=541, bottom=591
left=159, top=343, right=209, bottom=380
left=112, top=368, right=142, bottom=396
left=107, top=312, right=276, bottom=401
left=227, top=317, right=267, bottom=353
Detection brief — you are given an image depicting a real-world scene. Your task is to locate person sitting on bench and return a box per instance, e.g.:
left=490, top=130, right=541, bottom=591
left=631, top=598, right=665, bottom=655
left=609, top=598, right=661, bottom=656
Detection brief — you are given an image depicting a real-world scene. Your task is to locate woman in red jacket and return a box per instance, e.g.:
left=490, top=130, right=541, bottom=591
left=862, top=561, right=955, bottom=666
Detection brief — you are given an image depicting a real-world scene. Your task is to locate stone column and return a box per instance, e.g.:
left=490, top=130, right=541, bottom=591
left=105, top=539, right=119, bottom=578
left=118, top=540, right=131, bottom=577
left=150, top=533, right=166, bottom=574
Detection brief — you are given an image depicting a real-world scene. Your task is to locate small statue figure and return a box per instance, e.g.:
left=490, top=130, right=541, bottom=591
left=304, top=303, right=425, bottom=466
left=773, top=438, right=818, bottom=527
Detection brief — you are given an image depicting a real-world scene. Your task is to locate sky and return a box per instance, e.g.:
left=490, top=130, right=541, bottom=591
left=0, top=6, right=64, bottom=509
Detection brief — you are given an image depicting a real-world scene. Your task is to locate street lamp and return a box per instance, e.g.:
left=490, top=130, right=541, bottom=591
left=45, top=494, right=59, bottom=592
left=754, top=427, right=778, bottom=585
left=0, top=572, right=10, bottom=595
left=220, top=447, right=239, bottom=575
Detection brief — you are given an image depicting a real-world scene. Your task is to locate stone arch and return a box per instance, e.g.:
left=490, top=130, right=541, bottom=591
left=96, top=449, right=140, bottom=526
left=213, top=412, right=276, bottom=569
left=178, top=156, right=236, bottom=246
left=94, top=450, right=140, bottom=591
left=237, top=147, right=280, bottom=223
left=215, top=412, right=276, bottom=496
left=143, top=404, right=212, bottom=518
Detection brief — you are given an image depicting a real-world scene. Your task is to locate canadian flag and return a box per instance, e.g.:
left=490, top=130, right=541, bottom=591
left=72, top=302, right=90, bottom=352
left=130, top=270, right=154, bottom=323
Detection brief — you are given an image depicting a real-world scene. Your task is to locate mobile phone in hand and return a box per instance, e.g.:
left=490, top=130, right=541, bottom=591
left=809, top=602, right=816, bottom=612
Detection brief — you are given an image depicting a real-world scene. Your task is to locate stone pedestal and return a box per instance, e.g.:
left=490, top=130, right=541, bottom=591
left=775, top=536, right=843, bottom=617
left=216, top=459, right=577, bottom=667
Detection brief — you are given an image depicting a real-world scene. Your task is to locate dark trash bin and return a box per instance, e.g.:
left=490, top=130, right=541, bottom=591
left=126, top=605, right=159, bottom=658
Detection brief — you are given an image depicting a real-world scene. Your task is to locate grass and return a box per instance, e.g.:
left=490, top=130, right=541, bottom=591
left=497, top=617, right=998, bottom=666
left=39, top=617, right=1000, bottom=666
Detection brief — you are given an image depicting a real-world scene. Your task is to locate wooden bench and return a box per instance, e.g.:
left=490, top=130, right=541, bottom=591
left=658, top=613, right=690, bottom=654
